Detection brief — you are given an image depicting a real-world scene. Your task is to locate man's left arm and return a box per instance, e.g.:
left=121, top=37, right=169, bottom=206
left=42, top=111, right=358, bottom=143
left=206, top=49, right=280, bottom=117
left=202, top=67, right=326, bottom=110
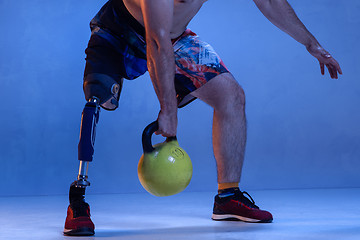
left=253, top=0, right=342, bottom=79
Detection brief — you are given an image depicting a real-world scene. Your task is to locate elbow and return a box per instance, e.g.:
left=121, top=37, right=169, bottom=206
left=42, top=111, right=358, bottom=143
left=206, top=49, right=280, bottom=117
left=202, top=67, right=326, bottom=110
left=253, top=0, right=270, bottom=9
left=146, top=29, right=172, bottom=52
left=254, top=0, right=284, bottom=21
left=254, top=0, right=284, bottom=9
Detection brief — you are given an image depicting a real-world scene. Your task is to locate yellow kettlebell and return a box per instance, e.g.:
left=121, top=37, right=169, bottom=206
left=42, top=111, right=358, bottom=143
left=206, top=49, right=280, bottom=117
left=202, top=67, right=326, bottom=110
left=138, top=121, right=193, bottom=196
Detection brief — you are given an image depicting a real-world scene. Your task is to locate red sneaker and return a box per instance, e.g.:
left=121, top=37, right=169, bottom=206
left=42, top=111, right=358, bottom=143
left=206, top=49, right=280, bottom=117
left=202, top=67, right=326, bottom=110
left=212, top=188, right=273, bottom=223
left=63, top=200, right=95, bottom=236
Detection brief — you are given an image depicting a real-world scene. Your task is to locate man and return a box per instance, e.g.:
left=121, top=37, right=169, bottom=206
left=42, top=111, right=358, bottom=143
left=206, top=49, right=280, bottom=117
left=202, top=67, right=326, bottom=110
left=64, top=0, right=342, bottom=236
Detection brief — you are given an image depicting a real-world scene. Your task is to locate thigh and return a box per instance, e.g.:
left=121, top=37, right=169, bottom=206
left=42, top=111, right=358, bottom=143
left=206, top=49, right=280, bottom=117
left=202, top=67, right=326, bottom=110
left=173, top=29, right=229, bottom=108
left=190, top=72, right=244, bottom=110
left=83, top=27, right=148, bottom=110
left=84, top=27, right=147, bottom=82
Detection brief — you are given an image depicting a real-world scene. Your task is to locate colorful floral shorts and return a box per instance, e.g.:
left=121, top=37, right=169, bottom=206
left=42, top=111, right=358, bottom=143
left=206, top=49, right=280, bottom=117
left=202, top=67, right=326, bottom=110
left=84, top=8, right=228, bottom=108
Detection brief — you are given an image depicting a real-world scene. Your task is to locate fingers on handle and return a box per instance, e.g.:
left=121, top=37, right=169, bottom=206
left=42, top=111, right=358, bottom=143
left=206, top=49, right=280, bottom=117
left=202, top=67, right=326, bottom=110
left=155, top=129, right=172, bottom=137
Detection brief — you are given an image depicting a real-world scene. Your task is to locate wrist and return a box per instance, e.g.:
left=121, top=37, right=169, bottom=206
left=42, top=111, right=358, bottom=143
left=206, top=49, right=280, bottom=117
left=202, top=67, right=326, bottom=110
left=305, top=38, right=320, bottom=50
left=160, top=103, right=178, bottom=115
left=160, top=95, right=178, bottom=113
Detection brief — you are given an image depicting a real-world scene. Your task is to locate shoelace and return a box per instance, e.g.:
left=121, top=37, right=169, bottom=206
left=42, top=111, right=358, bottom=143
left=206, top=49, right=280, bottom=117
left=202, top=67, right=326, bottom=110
left=218, top=188, right=260, bottom=209
left=71, top=200, right=90, bottom=218
left=239, top=191, right=259, bottom=209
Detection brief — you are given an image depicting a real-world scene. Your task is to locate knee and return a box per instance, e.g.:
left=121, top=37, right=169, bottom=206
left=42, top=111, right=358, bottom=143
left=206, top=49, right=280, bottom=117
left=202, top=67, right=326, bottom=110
left=192, top=73, right=245, bottom=113
left=217, top=80, right=246, bottom=115
left=232, top=84, right=246, bottom=108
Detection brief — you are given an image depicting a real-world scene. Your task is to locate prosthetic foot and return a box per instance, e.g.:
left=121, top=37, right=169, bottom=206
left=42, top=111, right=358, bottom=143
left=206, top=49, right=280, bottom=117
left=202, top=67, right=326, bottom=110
left=64, top=182, right=95, bottom=236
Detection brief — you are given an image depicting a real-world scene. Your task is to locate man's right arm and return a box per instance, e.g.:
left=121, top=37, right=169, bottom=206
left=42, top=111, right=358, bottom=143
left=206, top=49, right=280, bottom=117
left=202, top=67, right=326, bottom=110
left=140, top=0, right=178, bottom=137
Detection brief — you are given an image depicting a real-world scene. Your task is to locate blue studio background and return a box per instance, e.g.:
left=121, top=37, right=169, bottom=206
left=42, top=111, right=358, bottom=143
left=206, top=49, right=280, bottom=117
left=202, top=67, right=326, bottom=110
left=0, top=0, right=359, bottom=196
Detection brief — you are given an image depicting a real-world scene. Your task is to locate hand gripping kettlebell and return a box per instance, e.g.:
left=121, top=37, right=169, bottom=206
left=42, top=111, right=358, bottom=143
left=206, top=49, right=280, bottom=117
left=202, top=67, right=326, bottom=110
left=137, top=121, right=193, bottom=196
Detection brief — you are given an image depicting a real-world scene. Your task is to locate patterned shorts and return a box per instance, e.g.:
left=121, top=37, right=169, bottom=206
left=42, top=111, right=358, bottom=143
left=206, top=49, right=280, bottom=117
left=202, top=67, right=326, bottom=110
left=84, top=25, right=228, bottom=109
left=173, top=29, right=228, bottom=107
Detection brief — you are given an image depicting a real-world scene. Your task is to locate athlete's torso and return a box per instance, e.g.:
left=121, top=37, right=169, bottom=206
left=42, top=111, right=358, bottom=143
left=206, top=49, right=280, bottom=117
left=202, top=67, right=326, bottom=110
left=123, top=0, right=207, bottom=38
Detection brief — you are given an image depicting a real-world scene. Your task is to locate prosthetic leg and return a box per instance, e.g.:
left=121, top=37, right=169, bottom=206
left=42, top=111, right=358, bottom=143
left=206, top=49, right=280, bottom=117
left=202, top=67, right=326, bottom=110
left=63, top=73, right=122, bottom=236
left=64, top=97, right=100, bottom=236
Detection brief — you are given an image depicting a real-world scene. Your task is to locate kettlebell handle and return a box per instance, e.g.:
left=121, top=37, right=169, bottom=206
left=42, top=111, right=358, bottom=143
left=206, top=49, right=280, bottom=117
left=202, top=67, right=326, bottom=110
left=142, top=121, right=177, bottom=153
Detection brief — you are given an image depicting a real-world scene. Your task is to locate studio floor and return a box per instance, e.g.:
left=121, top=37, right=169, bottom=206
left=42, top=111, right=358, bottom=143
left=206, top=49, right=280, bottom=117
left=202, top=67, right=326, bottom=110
left=0, top=188, right=359, bottom=240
